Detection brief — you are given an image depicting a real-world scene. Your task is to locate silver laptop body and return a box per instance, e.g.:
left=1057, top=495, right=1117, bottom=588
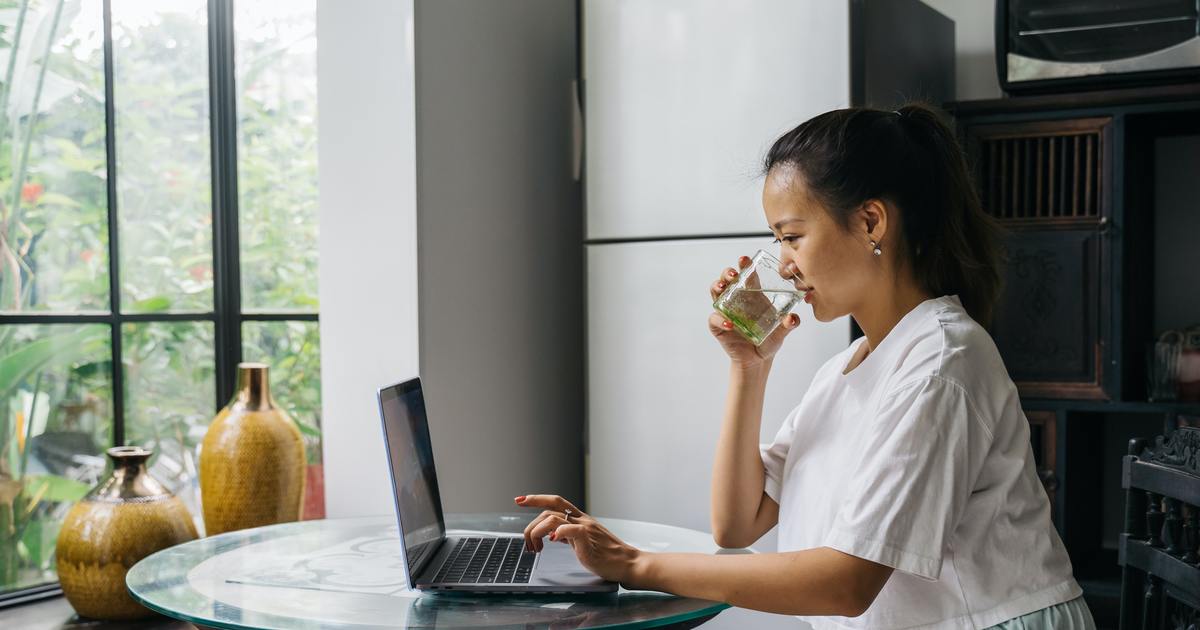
left=377, top=377, right=617, bottom=594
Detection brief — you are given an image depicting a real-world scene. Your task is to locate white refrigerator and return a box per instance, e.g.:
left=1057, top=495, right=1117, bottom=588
left=583, top=2, right=952, bottom=625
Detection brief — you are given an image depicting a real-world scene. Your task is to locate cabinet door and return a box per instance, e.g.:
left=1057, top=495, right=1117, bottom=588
left=583, top=0, right=850, bottom=240
left=993, top=227, right=1105, bottom=397
left=585, top=238, right=849, bottom=537
left=965, top=117, right=1114, bottom=399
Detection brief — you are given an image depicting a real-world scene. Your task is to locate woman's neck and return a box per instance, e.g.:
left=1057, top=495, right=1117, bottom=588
left=853, top=281, right=935, bottom=353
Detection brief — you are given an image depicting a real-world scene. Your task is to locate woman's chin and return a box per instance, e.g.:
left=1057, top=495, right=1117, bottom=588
left=806, top=300, right=840, bottom=324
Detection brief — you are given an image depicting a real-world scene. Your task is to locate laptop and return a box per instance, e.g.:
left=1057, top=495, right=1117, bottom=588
left=377, top=377, right=618, bottom=594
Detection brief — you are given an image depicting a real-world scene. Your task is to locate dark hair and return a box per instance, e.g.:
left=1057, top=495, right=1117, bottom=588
left=763, top=102, right=1004, bottom=327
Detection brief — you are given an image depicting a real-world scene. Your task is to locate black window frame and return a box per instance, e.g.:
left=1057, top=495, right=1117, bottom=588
left=0, top=0, right=318, bottom=607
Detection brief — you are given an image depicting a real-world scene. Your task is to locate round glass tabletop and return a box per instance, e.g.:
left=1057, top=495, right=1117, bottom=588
left=126, top=514, right=739, bottom=629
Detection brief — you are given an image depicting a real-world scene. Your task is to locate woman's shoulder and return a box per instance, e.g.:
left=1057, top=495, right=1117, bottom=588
left=889, top=296, right=1012, bottom=400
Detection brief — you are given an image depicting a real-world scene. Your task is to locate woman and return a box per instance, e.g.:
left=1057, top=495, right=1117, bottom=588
left=516, top=103, right=1095, bottom=629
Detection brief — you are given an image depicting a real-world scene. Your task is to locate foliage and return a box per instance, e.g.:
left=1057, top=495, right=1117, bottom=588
left=111, top=6, right=214, bottom=313
left=236, top=5, right=319, bottom=312
left=0, top=0, right=113, bottom=594
left=0, top=324, right=108, bottom=593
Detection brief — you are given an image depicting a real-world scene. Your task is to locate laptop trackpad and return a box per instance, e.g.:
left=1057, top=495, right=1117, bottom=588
left=533, top=542, right=611, bottom=587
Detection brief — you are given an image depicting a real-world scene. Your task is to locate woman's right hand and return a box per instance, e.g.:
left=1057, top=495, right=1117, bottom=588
left=709, top=255, right=801, bottom=368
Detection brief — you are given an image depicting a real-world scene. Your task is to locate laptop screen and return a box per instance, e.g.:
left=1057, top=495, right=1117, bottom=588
left=378, top=378, right=447, bottom=579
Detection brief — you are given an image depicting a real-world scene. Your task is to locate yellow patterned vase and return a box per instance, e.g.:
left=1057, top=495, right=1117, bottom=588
left=200, top=362, right=305, bottom=536
left=55, top=446, right=198, bottom=620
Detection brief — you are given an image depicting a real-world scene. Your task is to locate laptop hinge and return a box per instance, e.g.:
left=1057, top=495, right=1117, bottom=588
left=413, top=536, right=448, bottom=582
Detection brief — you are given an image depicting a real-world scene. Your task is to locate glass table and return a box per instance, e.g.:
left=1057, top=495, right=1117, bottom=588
left=126, top=514, right=742, bottom=629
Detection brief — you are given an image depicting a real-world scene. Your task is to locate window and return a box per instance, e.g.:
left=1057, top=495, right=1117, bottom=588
left=0, top=0, right=320, bottom=604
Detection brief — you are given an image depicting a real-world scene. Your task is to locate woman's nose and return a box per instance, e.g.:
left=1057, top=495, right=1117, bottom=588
left=781, top=261, right=799, bottom=279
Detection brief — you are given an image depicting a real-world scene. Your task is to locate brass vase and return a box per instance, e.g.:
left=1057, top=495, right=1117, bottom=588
left=55, top=446, right=198, bottom=620
left=200, top=362, right=305, bottom=535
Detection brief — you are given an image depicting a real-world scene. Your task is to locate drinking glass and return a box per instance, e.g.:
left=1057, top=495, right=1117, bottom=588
left=712, top=250, right=805, bottom=346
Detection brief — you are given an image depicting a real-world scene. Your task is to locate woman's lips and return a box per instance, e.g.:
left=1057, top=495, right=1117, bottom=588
left=803, top=290, right=813, bottom=303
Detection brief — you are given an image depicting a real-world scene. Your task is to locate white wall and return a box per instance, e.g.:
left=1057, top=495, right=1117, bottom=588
left=317, top=0, right=420, bottom=518
left=919, top=0, right=1003, bottom=101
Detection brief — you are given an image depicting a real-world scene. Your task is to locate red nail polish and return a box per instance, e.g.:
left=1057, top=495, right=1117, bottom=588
left=549, top=532, right=556, bottom=541
left=515, top=496, right=525, bottom=502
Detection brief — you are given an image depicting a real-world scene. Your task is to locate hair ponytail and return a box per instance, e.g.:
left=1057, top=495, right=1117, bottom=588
left=764, top=102, right=1004, bottom=327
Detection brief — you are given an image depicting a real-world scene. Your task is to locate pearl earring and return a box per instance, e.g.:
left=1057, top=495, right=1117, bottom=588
left=870, top=240, right=882, bottom=256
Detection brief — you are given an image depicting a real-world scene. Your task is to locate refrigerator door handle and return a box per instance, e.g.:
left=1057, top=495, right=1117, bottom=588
left=572, top=78, right=584, bottom=182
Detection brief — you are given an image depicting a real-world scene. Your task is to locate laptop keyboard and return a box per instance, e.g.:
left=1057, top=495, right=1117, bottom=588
left=433, top=537, right=536, bottom=584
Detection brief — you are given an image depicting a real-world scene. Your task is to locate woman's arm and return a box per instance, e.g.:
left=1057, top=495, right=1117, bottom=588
left=519, top=496, right=893, bottom=618
left=705, top=256, right=802, bottom=548
left=631, top=546, right=894, bottom=617
left=710, top=360, right=780, bottom=548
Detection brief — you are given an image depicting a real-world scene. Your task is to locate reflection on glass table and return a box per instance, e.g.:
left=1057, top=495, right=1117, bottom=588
left=127, top=514, right=744, bottom=629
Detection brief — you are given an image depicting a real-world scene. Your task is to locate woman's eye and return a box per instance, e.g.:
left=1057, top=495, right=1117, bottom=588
left=774, top=235, right=800, bottom=244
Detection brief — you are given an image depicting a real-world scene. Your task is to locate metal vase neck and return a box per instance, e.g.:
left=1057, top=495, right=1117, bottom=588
left=230, top=362, right=275, bottom=412
left=87, top=446, right=171, bottom=503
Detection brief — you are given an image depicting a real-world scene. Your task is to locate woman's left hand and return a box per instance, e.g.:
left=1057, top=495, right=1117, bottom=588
left=516, top=494, right=646, bottom=587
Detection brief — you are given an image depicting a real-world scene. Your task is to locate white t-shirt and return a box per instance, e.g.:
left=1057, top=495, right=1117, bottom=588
left=761, top=295, right=1080, bottom=629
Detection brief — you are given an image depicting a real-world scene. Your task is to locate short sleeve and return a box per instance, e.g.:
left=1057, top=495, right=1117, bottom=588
left=760, top=405, right=801, bottom=504
left=821, top=376, right=988, bottom=581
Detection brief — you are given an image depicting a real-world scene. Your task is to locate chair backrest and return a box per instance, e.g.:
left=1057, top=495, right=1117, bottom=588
left=1119, top=426, right=1200, bottom=629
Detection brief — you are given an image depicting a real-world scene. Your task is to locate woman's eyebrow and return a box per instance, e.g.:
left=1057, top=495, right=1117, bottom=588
left=771, top=218, right=806, bottom=230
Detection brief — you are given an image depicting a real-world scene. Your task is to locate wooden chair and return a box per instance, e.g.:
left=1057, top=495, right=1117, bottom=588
left=1119, top=426, right=1200, bottom=629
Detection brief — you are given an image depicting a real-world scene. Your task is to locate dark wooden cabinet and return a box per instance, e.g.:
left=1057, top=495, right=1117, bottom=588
left=997, top=227, right=1106, bottom=397
left=948, top=83, right=1200, bottom=630
left=963, top=117, right=1114, bottom=399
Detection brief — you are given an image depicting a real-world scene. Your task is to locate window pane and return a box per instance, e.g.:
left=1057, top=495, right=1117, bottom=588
left=0, top=324, right=112, bottom=596
left=112, top=1, right=213, bottom=314
left=122, top=320, right=213, bottom=527
left=0, top=2, right=109, bottom=314
left=235, top=1, right=318, bottom=312
left=242, top=319, right=321, bottom=519
left=241, top=320, right=320, bottom=464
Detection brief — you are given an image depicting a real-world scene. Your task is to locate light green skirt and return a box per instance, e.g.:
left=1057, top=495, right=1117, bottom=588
left=984, top=596, right=1096, bottom=630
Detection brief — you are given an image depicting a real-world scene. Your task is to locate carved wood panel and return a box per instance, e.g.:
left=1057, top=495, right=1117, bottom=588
left=993, top=228, right=1106, bottom=398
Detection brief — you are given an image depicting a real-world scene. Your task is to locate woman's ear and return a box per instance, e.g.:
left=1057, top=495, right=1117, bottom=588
left=856, top=199, right=889, bottom=248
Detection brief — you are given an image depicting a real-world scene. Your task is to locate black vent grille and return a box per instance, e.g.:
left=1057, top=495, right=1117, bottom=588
left=969, top=118, right=1109, bottom=224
